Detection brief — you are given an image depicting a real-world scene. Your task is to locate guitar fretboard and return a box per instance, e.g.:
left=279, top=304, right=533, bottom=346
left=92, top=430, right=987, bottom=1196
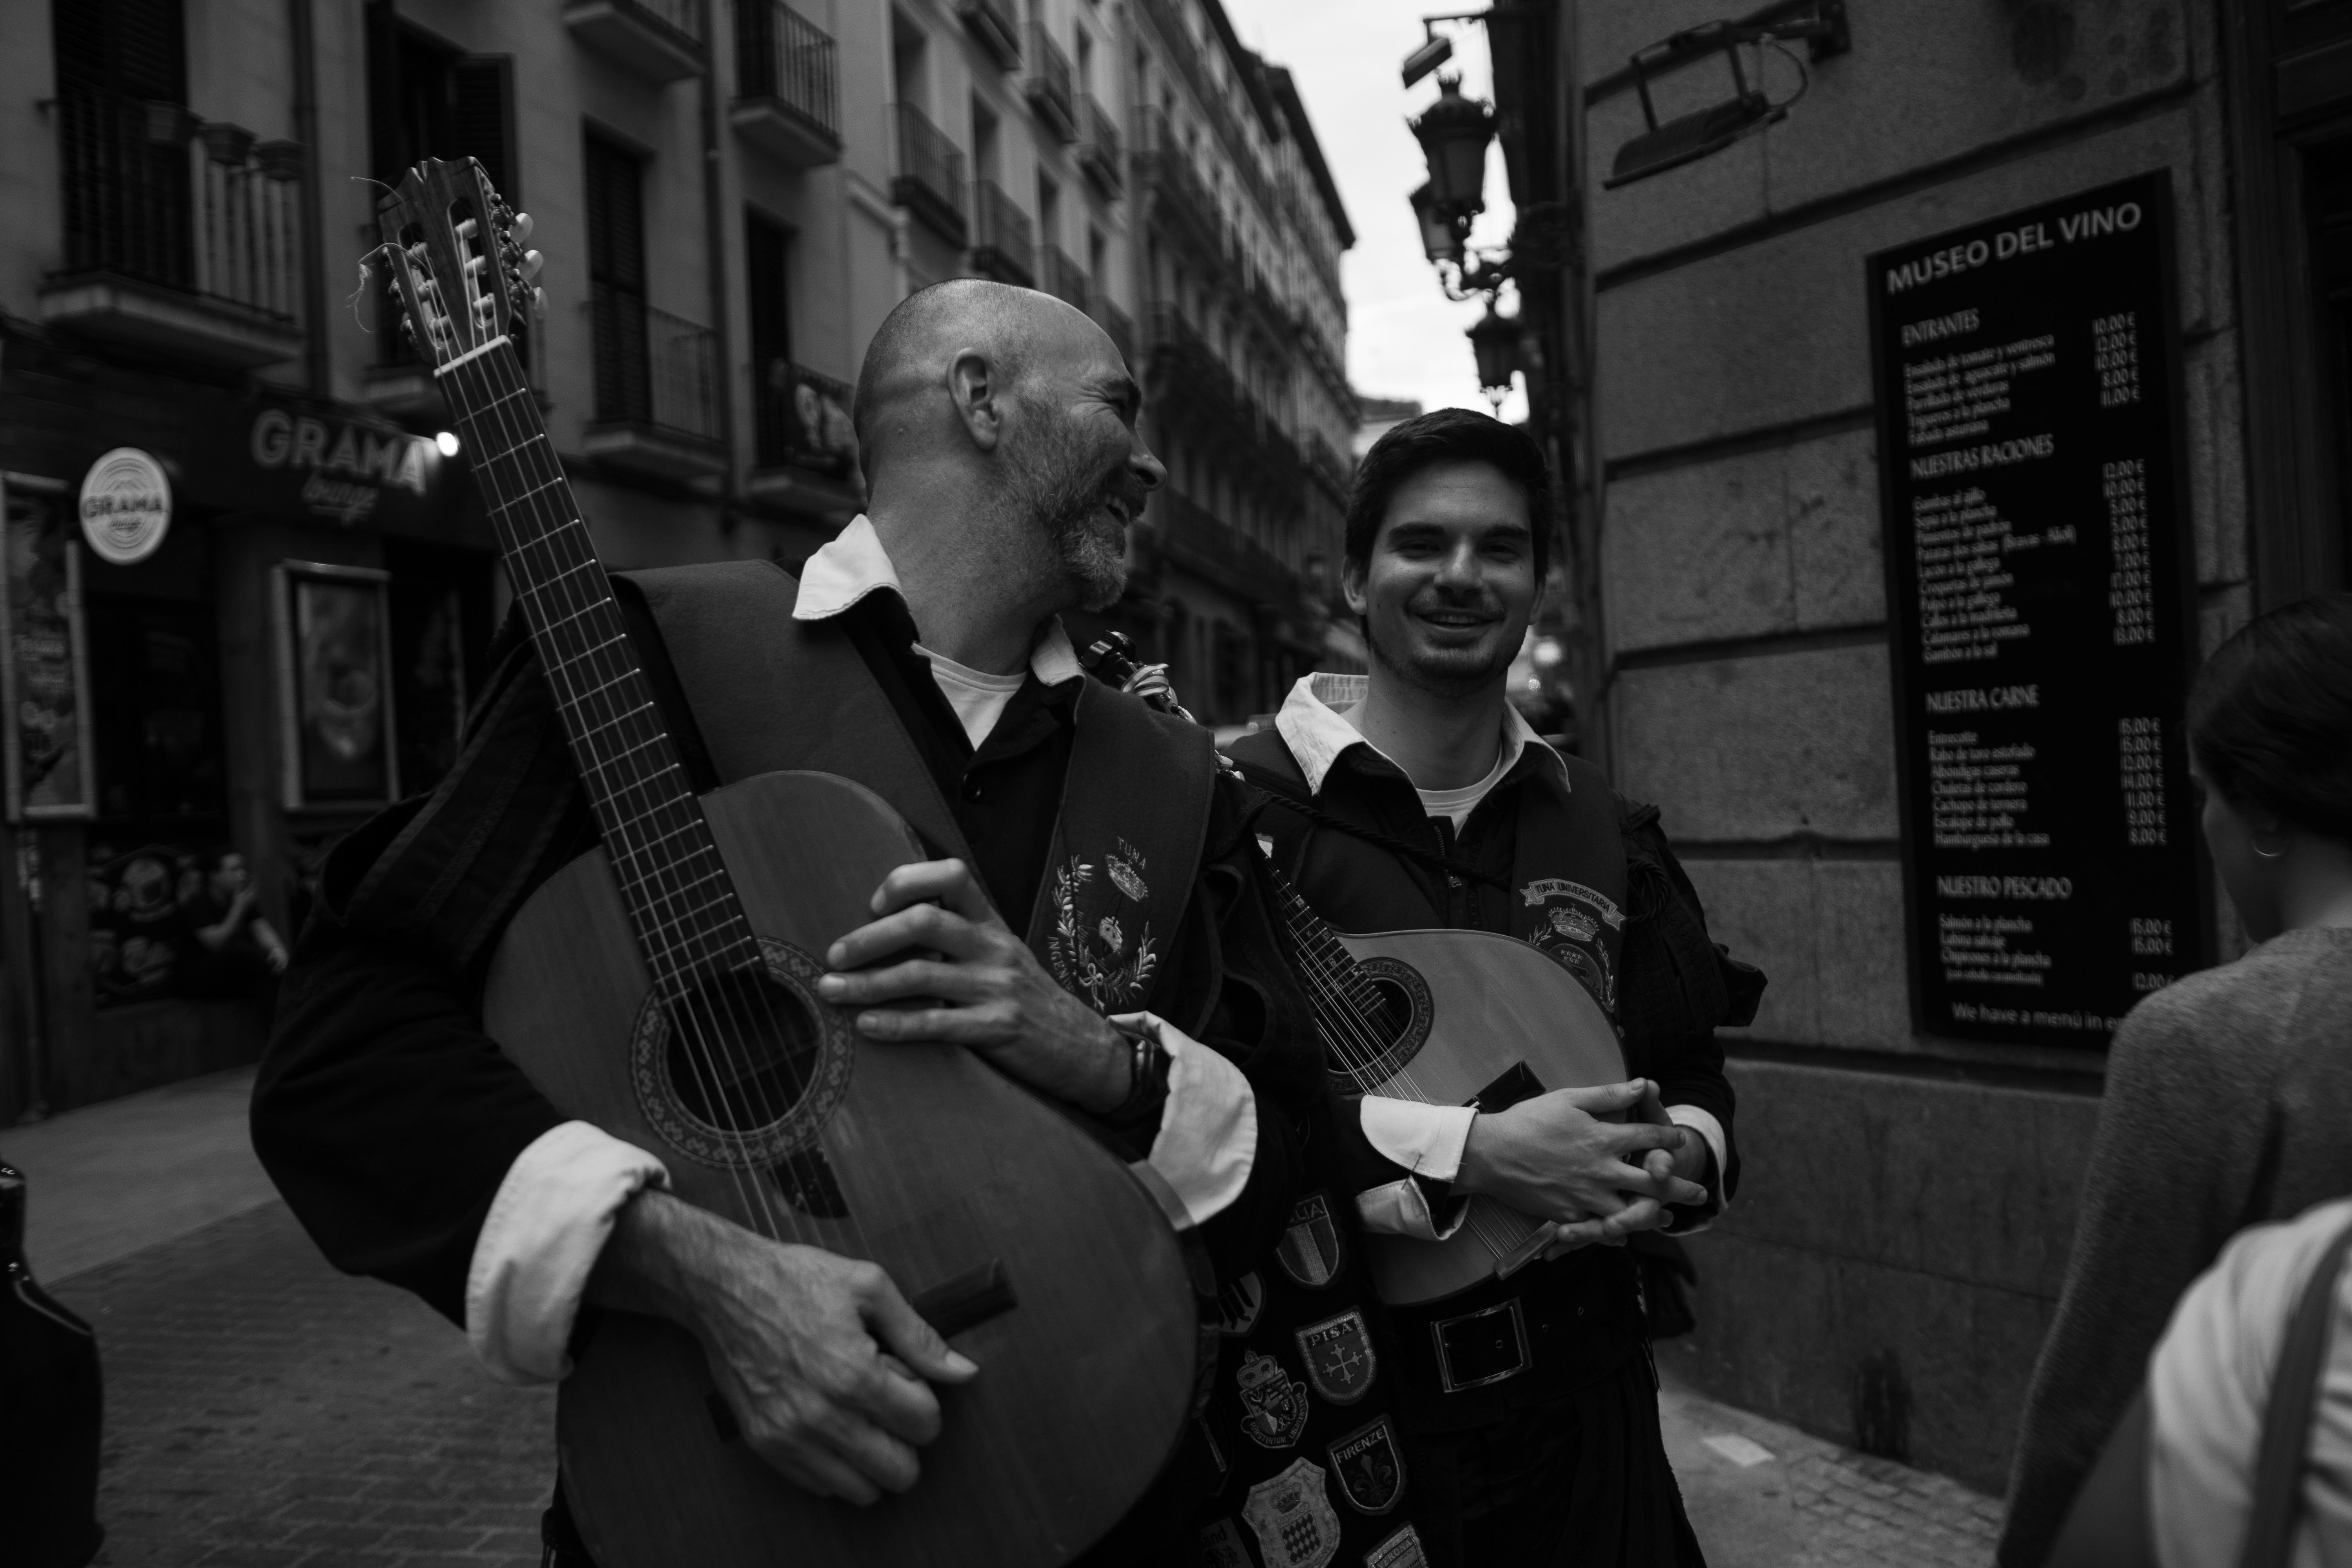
left=1269, top=871, right=1405, bottom=1088
left=440, top=338, right=756, bottom=993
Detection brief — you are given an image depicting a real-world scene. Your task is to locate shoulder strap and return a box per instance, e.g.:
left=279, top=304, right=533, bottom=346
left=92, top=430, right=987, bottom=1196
left=2238, top=1213, right=2352, bottom=1568
left=617, top=560, right=975, bottom=866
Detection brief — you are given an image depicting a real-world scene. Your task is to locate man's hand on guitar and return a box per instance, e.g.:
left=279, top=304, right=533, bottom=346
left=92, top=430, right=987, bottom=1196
left=589, top=1191, right=977, bottom=1505
left=817, top=859, right=1130, bottom=1114
left=1456, top=1079, right=1708, bottom=1249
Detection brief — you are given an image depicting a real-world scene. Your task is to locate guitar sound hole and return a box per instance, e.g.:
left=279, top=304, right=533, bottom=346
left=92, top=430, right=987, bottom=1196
left=662, top=968, right=824, bottom=1133
left=1348, top=957, right=1434, bottom=1083
left=1364, top=976, right=1416, bottom=1045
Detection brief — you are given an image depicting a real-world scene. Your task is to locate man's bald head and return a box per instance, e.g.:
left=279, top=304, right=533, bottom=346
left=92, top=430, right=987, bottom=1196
left=851, top=278, right=1103, bottom=467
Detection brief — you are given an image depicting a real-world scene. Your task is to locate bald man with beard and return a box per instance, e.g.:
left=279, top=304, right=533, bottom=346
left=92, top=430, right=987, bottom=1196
left=252, top=283, right=1435, bottom=1566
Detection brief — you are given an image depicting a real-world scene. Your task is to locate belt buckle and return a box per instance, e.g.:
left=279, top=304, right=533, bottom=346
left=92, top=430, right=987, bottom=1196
left=1430, top=1296, right=1530, bottom=1393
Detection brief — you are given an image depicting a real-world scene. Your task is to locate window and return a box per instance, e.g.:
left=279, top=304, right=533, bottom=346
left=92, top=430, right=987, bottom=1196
left=747, top=209, right=796, bottom=468
left=584, top=132, right=649, bottom=425
left=365, top=2, right=517, bottom=365
left=52, top=0, right=191, bottom=288
left=1088, top=225, right=1106, bottom=291
left=1038, top=172, right=1060, bottom=249
left=973, top=99, right=1000, bottom=183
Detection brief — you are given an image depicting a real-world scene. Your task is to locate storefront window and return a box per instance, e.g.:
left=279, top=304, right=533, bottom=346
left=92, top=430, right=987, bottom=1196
left=87, top=597, right=225, bottom=824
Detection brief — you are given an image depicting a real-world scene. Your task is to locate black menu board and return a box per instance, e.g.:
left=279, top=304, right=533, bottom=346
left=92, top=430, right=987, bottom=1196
left=1866, top=170, right=2206, bottom=1048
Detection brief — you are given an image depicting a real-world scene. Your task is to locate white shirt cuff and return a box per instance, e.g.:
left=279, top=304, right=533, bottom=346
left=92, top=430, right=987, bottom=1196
left=1664, top=1104, right=1728, bottom=1232
left=1355, top=1177, right=1471, bottom=1241
left=1360, top=1096, right=1477, bottom=1182
left=465, top=1121, right=669, bottom=1386
left=1114, top=1011, right=1256, bottom=1228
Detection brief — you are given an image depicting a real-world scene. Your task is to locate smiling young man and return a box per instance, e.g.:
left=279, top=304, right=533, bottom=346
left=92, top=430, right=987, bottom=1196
left=1229, top=408, right=1765, bottom=1568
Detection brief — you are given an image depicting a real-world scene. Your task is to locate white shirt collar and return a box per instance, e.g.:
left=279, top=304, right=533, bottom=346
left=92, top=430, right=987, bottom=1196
left=793, top=514, right=1085, bottom=686
left=1273, top=671, right=1566, bottom=797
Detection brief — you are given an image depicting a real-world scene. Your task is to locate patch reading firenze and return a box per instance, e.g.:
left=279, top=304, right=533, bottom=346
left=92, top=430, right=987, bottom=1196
left=1327, top=1415, right=1406, bottom=1515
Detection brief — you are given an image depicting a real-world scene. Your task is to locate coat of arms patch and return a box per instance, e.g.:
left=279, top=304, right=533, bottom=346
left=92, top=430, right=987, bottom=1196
left=1275, top=1191, right=1344, bottom=1288
left=1236, top=1348, right=1311, bottom=1450
left=1365, top=1522, right=1431, bottom=1567
left=1519, top=876, right=1622, bottom=1013
left=1200, top=1516, right=1252, bottom=1568
left=1294, top=1309, right=1377, bottom=1405
left=1327, top=1415, right=1407, bottom=1515
left=1046, top=839, right=1158, bottom=1010
left=1241, top=1457, right=1342, bottom=1568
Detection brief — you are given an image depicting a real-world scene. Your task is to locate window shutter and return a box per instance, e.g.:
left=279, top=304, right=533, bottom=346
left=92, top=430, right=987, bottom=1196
left=452, top=55, right=517, bottom=203
left=364, top=0, right=403, bottom=185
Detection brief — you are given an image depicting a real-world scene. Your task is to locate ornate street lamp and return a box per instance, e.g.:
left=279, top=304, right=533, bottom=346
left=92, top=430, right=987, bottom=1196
left=1408, top=182, right=1463, bottom=267
left=1409, top=74, right=1495, bottom=220
left=1466, top=302, right=1522, bottom=412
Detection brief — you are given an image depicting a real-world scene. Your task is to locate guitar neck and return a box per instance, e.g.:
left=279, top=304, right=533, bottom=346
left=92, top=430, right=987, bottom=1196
left=439, top=338, right=754, bottom=990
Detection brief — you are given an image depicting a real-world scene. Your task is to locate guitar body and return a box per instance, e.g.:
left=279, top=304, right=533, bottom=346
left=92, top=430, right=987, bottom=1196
left=482, top=771, right=1196, bottom=1568
left=1336, top=926, right=1629, bottom=1307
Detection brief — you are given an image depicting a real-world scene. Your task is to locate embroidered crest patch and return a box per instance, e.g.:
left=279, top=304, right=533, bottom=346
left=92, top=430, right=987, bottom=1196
left=1519, top=876, right=1621, bottom=1013
left=1214, top=1270, right=1266, bottom=1337
left=1046, top=842, right=1158, bottom=1010
left=1242, top=1457, right=1341, bottom=1568
left=1236, top=1348, right=1311, bottom=1450
left=1294, top=1309, right=1378, bottom=1405
left=1200, top=1516, right=1252, bottom=1568
left=1327, top=1415, right=1406, bottom=1515
left=1276, top=1192, right=1345, bottom=1289
left=1365, top=1522, right=1432, bottom=1567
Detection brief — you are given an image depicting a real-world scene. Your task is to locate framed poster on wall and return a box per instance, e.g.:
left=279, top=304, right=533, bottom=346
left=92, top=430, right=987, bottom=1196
left=272, top=561, right=399, bottom=810
left=0, top=472, right=97, bottom=820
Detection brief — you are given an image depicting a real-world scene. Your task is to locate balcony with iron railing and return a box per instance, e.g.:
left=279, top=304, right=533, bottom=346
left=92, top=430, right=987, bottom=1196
left=1148, top=488, right=1298, bottom=611
left=42, top=85, right=307, bottom=368
left=969, top=179, right=1034, bottom=287
left=731, top=2, right=842, bottom=167
left=891, top=103, right=967, bottom=246
left=1135, top=109, right=1223, bottom=268
left=1025, top=24, right=1076, bottom=143
left=753, top=357, right=858, bottom=478
left=1076, top=95, right=1122, bottom=198
left=583, top=296, right=725, bottom=480
left=1040, top=245, right=1089, bottom=311
left=563, top=0, right=703, bottom=82
left=955, top=0, right=1021, bottom=72
left=1090, top=296, right=1135, bottom=366
left=1146, top=303, right=1304, bottom=505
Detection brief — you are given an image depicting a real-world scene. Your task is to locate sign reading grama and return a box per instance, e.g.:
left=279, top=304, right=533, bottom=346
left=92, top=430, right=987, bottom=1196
left=1866, top=171, right=2207, bottom=1048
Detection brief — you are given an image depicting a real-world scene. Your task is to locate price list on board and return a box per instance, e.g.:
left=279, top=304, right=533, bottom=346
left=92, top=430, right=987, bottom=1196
left=1867, top=171, right=2206, bottom=1047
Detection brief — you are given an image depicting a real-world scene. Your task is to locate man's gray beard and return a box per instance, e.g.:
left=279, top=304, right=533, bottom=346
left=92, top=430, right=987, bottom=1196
left=1368, top=617, right=1514, bottom=699
left=1006, top=413, right=1130, bottom=611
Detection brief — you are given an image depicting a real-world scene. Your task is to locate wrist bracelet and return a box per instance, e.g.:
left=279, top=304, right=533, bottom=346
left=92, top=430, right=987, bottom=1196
left=1110, top=1026, right=1170, bottom=1124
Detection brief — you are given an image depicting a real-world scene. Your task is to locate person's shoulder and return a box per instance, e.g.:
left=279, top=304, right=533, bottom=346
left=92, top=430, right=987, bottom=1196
left=1224, top=726, right=1302, bottom=779
left=2110, top=939, right=2342, bottom=1066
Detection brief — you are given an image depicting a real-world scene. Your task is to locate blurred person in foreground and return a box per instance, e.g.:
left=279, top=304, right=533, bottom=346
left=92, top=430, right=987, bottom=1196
left=1999, top=591, right=2352, bottom=1566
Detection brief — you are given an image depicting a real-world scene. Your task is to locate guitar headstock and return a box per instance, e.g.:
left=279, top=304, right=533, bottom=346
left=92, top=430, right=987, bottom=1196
left=373, top=156, right=544, bottom=371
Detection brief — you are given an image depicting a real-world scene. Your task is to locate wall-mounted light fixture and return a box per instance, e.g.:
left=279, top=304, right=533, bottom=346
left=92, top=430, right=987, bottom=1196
left=1598, top=0, right=1850, bottom=190
left=1466, top=302, right=1523, bottom=411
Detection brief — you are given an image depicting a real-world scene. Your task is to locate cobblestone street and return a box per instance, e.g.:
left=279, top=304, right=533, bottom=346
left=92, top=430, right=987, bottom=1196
left=11, top=1069, right=2005, bottom=1567
left=57, top=1203, right=554, bottom=1567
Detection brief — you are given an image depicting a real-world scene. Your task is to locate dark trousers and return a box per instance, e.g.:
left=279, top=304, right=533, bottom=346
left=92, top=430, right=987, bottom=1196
left=1406, top=1352, right=1708, bottom=1568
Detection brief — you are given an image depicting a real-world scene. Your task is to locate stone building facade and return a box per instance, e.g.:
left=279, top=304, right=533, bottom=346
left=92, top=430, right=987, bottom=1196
left=1576, top=0, right=2352, bottom=1493
left=0, top=0, right=1350, bottom=1120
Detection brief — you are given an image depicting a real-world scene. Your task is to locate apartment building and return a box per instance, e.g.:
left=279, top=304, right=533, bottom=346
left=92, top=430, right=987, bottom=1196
left=1118, top=0, right=1358, bottom=726
left=0, top=0, right=1350, bottom=1120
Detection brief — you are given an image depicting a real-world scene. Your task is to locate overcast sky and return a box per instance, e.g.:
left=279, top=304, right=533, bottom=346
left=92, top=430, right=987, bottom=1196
left=1222, top=0, right=1528, bottom=423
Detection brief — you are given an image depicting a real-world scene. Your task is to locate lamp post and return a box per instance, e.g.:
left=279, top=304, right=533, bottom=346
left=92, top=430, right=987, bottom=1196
left=1409, top=74, right=1495, bottom=220
left=1466, top=302, right=1522, bottom=412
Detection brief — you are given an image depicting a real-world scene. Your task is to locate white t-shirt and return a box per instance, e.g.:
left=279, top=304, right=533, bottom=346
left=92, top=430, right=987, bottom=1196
left=915, top=644, right=1028, bottom=748
left=1414, top=744, right=1512, bottom=829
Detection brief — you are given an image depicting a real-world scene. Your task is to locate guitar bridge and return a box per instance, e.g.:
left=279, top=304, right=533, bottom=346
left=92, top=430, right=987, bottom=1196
left=1466, top=1061, right=1547, bottom=1114
left=911, top=1258, right=1018, bottom=1339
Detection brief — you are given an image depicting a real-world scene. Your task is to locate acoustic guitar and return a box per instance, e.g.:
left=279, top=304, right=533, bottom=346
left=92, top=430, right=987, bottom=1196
left=372, top=158, right=1194, bottom=1567
left=1080, top=636, right=1629, bottom=1306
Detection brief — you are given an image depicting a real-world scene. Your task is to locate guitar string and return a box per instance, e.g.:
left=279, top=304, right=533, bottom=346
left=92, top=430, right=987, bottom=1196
left=1271, top=892, right=1532, bottom=1262
left=445, top=330, right=792, bottom=1247
left=452, top=312, right=882, bottom=1266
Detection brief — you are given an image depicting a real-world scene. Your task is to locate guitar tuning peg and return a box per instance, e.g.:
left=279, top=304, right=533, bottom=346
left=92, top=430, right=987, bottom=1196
left=510, top=211, right=534, bottom=243
left=521, top=249, right=544, bottom=282
left=533, top=286, right=546, bottom=319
